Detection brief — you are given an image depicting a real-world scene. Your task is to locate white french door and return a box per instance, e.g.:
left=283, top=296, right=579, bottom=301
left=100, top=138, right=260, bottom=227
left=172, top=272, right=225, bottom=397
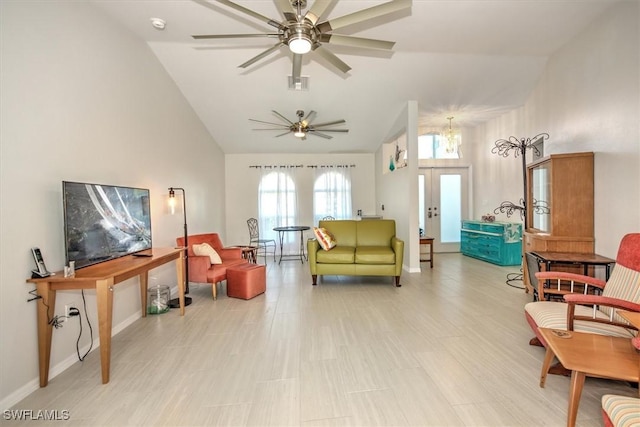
left=419, top=167, right=469, bottom=252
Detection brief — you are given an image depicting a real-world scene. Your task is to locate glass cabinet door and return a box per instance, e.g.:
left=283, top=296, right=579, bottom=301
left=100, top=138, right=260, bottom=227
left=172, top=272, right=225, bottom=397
left=531, top=162, right=551, bottom=232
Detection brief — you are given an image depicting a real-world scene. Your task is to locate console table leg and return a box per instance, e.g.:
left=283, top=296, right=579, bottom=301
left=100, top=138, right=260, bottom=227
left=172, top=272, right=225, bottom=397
left=96, top=278, right=114, bottom=384
left=175, top=256, right=185, bottom=316
left=36, top=282, right=55, bottom=387
left=140, top=272, right=148, bottom=318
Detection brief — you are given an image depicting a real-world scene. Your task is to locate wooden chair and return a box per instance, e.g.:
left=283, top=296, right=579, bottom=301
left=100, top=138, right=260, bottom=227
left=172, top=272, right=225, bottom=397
left=247, top=217, right=276, bottom=262
left=524, top=234, right=640, bottom=354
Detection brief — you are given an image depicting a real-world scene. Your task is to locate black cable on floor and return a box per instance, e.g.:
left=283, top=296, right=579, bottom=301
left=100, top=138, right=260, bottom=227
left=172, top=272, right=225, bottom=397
left=506, top=272, right=525, bottom=290
left=76, top=290, right=94, bottom=361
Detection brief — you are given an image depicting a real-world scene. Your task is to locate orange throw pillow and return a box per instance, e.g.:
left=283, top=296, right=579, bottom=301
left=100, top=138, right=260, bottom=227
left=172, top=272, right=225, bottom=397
left=313, top=227, right=337, bottom=251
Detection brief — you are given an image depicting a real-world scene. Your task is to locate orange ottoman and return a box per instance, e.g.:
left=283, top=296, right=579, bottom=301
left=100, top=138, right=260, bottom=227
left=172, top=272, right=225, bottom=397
left=226, top=264, right=266, bottom=300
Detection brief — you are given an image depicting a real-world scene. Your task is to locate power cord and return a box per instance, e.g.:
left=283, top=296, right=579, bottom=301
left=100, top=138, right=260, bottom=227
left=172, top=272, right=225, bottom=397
left=28, top=289, right=62, bottom=327
left=76, top=290, right=93, bottom=361
left=28, top=288, right=94, bottom=358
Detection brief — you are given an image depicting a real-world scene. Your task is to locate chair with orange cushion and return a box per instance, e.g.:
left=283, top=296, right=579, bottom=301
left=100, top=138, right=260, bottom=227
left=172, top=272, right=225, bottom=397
left=524, top=233, right=640, bottom=371
left=176, top=233, right=247, bottom=300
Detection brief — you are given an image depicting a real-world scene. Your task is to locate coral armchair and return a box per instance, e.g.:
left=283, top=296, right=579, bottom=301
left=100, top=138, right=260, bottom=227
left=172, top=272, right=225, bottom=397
left=176, top=233, right=247, bottom=300
left=525, top=233, right=640, bottom=350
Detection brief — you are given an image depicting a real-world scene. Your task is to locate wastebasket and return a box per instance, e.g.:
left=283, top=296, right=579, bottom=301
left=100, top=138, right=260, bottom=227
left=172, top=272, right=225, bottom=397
left=147, top=285, right=170, bottom=314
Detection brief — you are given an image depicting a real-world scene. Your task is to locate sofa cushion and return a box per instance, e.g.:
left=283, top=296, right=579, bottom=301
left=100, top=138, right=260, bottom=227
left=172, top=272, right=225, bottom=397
left=356, top=220, right=396, bottom=246
left=317, top=246, right=355, bottom=264
left=192, top=243, right=222, bottom=264
left=355, top=246, right=396, bottom=264
left=319, top=220, right=357, bottom=247
left=313, top=227, right=337, bottom=251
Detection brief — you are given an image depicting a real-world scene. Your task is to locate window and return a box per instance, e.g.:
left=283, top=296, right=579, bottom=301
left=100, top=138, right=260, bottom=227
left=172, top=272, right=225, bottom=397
left=418, top=133, right=461, bottom=159
left=313, top=169, right=352, bottom=223
left=258, top=170, right=297, bottom=251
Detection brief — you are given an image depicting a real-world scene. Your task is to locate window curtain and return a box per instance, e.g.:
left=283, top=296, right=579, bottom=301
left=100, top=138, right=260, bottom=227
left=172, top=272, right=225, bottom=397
left=313, top=167, right=352, bottom=224
left=258, top=167, right=300, bottom=255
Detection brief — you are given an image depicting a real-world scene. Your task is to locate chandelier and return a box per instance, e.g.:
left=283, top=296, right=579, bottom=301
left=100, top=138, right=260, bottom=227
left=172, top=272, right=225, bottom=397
left=443, top=116, right=461, bottom=153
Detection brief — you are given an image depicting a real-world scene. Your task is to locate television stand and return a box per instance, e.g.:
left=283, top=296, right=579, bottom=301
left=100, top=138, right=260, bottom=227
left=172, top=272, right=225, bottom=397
left=26, top=247, right=186, bottom=386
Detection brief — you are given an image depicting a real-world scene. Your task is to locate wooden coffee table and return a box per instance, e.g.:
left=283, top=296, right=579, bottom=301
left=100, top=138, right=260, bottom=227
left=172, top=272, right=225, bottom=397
left=538, top=328, right=639, bottom=427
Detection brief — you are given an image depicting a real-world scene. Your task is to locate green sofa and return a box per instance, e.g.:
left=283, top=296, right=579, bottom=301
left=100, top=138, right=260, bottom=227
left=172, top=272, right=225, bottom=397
left=307, top=219, right=405, bottom=287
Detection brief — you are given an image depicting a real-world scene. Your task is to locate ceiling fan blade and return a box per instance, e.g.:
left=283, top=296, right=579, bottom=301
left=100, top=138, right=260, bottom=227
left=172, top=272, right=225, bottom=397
left=311, top=128, right=349, bottom=133
left=249, top=118, right=290, bottom=127
left=274, top=0, right=296, bottom=21
left=239, top=42, right=284, bottom=68
left=292, top=53, right=303, bottom=84
left=320, top=34, right=395, bottom=50
left=304, top=0, right=334, bottom=26
left=272, top=110, right=295, bottom=125
left=316, top=0, right=411, bottom=32
left=308, top=130, right=333, bottom=139
left=313, top=45, right=351, bottom=73
left=275, top=130, right=292, bottom=137
left=312, top=119, right=346, bottom=127
left=192, top=33, right=280, bottom=40
left=301, top=110, right=317, bottom=126
left=202, top=0, right=285, bottom=30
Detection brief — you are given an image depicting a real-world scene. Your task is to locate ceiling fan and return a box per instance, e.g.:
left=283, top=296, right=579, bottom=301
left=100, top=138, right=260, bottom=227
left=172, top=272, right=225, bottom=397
left=192, top=0, right=411, bottom=80
left=250, top=110, right=348, bottom=140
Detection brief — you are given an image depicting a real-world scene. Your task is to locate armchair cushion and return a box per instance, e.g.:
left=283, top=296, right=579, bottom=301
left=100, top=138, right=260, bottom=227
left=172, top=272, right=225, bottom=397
left=525, top=301, right=636, bottom=338
left=601, top=394, right=640, bottom=427
left=600, top=264, right=640, bottom=322
left=192, top=243, right=222, bottom=264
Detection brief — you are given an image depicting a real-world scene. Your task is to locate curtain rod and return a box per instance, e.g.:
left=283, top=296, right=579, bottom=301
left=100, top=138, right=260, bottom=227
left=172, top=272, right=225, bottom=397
left=249, top=164, right=356, bottom=169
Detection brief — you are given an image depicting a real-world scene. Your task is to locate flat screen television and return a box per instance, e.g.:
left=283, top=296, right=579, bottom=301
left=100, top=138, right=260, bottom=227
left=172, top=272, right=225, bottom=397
left=63, top=181, right=152, bottom=269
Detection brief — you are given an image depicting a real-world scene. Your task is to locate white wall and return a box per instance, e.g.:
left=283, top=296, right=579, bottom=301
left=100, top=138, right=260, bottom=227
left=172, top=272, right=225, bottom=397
left=376, top=101, right=419, bottom=273
left=0, top=2, right=225, bottom=408
left=471, top=0, right=640, bottom=257
left=224, top=153, right=376, bottom=247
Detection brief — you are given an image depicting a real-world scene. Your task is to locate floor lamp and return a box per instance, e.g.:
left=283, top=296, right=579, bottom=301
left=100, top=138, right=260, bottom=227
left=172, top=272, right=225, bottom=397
left=169, top=187, right=192, bottom=308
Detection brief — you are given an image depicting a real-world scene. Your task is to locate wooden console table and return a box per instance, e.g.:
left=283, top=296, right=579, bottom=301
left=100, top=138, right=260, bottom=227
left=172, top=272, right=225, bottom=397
left=26, top=247, right=185, bottom=386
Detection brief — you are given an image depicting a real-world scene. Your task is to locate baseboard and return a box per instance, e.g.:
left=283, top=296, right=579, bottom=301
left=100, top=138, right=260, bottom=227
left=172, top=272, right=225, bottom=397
left=0, top=311, right=142, bottom=411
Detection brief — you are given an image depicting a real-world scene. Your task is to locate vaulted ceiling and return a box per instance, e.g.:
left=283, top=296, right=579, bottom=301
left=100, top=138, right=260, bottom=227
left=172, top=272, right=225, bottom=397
left=92, top=0, right=620, bottom=154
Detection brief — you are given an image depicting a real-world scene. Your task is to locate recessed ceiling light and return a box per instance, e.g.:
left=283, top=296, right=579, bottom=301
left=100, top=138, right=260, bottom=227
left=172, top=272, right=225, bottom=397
left=150, top=18, right=166, bottom=30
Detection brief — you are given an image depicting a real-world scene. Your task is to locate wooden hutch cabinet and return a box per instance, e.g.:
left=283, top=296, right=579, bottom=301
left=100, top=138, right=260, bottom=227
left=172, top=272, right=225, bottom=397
left=523, top=152, right=594, bottom=254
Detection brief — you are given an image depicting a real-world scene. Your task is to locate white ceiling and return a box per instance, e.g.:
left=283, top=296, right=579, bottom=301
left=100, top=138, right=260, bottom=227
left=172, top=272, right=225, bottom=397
left=92, top=0, right=620, bottom=154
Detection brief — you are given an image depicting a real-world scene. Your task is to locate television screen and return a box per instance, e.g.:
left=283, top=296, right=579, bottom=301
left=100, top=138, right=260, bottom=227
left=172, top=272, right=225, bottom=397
left=63, top=181, right=152, bottom=269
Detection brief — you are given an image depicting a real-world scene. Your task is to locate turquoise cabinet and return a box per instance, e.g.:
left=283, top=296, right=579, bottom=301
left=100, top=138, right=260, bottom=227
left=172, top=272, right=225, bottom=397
left=461, top=220, right=522, bottom=266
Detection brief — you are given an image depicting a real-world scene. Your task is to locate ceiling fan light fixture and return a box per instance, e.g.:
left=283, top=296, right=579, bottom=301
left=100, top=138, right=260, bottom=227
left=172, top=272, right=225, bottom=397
left=288, top=34, right=312, bottom=54
left=294, top=124, right=306, bottom=138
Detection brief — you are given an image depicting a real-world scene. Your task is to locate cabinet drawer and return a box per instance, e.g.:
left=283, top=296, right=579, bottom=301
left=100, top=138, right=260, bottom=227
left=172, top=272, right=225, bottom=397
left=461, top=222, right=522, bottom=266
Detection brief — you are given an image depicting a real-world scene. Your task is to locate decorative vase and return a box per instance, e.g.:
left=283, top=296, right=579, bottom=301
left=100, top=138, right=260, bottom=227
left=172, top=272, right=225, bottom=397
left=389, top=155, right=395, bottom=171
